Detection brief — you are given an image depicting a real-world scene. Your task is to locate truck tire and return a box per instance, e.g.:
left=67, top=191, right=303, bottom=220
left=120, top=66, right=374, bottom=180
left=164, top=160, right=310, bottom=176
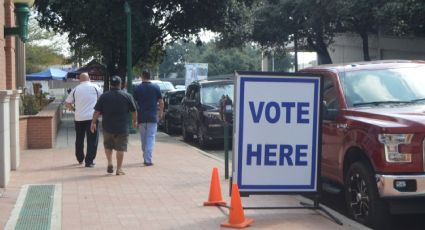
left=344, top=162, right=390, bottom=229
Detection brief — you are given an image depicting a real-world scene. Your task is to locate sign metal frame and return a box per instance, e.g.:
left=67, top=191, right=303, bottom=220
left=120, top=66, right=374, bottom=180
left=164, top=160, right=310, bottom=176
left=233, top=71, right=323, bottom=196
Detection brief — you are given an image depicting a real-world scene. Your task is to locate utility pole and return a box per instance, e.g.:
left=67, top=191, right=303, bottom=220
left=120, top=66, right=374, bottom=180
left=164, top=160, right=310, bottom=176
left=125, top=1, right=136, bottom=134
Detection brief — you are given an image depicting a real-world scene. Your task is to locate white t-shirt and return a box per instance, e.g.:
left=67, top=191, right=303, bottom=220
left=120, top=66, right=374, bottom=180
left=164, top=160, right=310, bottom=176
left=65, top=81, right=102, bottom=121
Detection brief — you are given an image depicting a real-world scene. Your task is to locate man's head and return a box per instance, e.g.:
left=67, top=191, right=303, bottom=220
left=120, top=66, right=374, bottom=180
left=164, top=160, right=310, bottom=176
left=110, top=75, right=122, bottom=88
left=141, top=71, right=151, bottom=80
left=79, top=72, right=90, bottom=82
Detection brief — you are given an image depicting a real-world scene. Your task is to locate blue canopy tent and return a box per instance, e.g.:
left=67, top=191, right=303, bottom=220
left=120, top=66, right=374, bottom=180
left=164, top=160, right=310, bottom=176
left=26, top=68, right=68, bottom=81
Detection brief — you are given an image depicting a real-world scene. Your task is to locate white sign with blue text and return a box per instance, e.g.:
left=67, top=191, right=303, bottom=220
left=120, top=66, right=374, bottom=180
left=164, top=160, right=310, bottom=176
left=233, top=72, right=321, bottom=193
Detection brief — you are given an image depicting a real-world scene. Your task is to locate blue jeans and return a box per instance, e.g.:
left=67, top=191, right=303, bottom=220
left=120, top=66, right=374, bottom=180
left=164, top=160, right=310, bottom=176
left=139, top=122, right=157, bottom=163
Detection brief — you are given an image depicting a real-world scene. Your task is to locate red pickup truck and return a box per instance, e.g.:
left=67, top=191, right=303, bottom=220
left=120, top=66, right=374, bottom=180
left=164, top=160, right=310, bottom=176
left=301, top=60, right=425, bottom=229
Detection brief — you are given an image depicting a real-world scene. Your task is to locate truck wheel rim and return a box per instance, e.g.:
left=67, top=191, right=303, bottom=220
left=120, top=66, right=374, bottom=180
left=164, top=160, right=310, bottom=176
left=348, top=173, right=369, bottom=222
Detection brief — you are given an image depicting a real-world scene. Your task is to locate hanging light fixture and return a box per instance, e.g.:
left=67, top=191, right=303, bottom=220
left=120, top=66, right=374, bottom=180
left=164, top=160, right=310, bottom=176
left=4, top=0, right=34, bottom=42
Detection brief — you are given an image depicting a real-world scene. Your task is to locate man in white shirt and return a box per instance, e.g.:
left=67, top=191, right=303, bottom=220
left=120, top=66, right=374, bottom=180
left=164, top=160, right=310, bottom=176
left=65, top=72, right=102, bottom=167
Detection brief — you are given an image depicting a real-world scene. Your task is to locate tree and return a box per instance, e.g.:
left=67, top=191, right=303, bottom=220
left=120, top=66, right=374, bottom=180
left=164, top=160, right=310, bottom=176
left=218, top=0, right=339, bottom=64
left=379, top=0, right=425, bottom=37
left=26, top=45, right=67, bottom=73
left=336, top=0, right=385, bottom=61
left=158, top=41, right=204, bottom=78
left=26, top=17, right=68, bottom=73
left=157, top=40, right=292, bottom=77
left=35, top=0, right=235, bottom=84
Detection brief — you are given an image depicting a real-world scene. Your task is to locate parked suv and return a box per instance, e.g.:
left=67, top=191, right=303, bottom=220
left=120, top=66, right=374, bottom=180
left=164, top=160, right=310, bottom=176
left=181, top=80, right=233, bottom=148
left=133, top=79, right=175, bottom=96
left=163, top=89, right=185, bottom=134
left=301, top=60, right=425, bottom=228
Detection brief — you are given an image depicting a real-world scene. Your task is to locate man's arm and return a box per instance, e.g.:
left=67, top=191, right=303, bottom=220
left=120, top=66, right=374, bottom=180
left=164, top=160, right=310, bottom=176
left=65, top=102, right=75, bottom=111
left=90, top=111, right=101, bottom=133
left=64, top=88, right=76, bottom=111
left=131, top=111, right=138, bottom=128
left=128, top=94, right=138, bottom=128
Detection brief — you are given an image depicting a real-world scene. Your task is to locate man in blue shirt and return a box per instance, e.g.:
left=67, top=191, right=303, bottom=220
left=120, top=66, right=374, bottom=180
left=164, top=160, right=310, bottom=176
left=133, top=71, right=164, bottom=166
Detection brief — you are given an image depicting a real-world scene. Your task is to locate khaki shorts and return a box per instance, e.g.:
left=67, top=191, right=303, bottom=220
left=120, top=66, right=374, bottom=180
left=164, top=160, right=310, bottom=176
left=103, top=131, right=129, bottom=151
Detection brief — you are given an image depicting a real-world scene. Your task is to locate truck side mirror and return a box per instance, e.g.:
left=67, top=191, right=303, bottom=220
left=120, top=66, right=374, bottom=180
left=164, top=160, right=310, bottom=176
left=324, top=108, right=338, bottom=121
left=322, top=101, right=338, bottom=121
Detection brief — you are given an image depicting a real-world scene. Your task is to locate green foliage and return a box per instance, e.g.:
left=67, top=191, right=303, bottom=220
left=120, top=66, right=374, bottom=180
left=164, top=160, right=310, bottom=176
left=20, top=94, right=50, bottom=115
left=379, top=0, right=425, bottom=36
left=158, top=40, right=293, bottom=77
left=218, top=0, right=425, bottom=64
left=26, top=44, right=66, bottom=73
left=218, top=0, right=337, bottom=64
left=34, top=0, right=236, bottom=81
left=26, top=17, right=68, bottom=73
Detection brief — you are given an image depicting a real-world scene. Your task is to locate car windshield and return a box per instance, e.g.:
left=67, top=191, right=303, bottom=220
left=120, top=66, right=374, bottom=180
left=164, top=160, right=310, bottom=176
left=340, top=66, right=425, bottom=107
left=201, top=83, right=233, bottom=105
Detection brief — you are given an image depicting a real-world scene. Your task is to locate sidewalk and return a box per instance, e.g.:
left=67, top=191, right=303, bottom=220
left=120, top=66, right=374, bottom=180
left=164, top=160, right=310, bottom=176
left=0, top=114, right=366, bottom=229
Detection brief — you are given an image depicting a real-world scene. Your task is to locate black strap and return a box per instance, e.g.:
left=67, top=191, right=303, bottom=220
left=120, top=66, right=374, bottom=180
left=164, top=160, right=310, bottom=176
left=94, top=86, right=99, bottom=97
left=72, top=88, right=76, bottom=102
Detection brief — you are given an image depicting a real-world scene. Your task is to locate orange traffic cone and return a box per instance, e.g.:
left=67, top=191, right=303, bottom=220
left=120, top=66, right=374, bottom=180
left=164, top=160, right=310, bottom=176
left=221, top=184, right=254, bottom=228
left=204, top=167, right=227, bottom=206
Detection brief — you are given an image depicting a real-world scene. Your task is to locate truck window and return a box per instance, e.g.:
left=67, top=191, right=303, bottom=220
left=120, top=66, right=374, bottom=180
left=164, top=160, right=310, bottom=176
left=323, top=76, right=339, bottom=109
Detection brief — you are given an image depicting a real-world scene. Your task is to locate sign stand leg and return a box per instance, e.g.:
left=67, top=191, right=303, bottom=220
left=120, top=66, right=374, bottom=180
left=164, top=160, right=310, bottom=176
left=300, top=194, right=342, bottom=225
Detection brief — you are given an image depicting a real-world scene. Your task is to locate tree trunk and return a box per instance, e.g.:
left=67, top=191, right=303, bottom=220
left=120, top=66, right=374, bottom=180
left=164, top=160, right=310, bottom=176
left=307, top=37, right=333, bottom=65
left=294, top=34, right=298, bottom=72
left=359, top=31, right=371, bottom=61
left=104, top=61, right=114, bottom=92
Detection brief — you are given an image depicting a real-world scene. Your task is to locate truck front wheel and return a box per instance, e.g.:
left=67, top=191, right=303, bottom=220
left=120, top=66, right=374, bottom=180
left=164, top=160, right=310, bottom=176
left=344, top=162, right=390, bottom=229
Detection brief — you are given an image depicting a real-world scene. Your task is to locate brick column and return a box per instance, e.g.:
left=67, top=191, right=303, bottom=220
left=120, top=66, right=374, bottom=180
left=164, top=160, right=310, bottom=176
left=4, top=0, right=16, bottom=90
left=0, top=90, right=12, bottom=188
left=10, top=89, right=21, bottom=170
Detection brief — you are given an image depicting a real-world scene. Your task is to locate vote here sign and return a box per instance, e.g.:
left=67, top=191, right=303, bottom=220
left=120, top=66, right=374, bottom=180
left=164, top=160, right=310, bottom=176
left=233, top=72, right=322, bottom=193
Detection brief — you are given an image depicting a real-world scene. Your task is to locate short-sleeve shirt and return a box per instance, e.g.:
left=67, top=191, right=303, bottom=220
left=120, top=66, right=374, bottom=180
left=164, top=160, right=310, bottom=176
left=65, top=81, right=102, bottom=121
left=94, top=88, right=137, bottom=134
left=133, top=81, right=162, bottom=123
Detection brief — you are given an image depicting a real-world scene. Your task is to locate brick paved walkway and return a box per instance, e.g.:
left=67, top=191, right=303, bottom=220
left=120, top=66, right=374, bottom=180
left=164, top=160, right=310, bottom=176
left=0, top=115, right=366, bottom=229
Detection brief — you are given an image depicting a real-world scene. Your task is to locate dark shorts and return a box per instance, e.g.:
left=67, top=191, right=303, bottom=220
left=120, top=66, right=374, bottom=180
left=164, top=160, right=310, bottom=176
left=103, top=130, right=129, bottom=151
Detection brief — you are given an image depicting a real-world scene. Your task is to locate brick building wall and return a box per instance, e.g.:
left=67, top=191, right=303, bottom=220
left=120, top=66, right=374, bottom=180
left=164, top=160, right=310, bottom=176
left=4, top=0, right=15, bottom=90
left=27, top=116, right=53, bottom=148
left=19, top=117, right=27, bottom=149
left=0, top=0, right=6, bottom=90
left=20, top=100, right=63, bottom=149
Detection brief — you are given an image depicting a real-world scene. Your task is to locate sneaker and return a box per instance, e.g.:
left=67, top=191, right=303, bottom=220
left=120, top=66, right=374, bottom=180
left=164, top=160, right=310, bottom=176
left=116, top=169, right=125, bottom=175
left=107, top=165, right=113, bottom=173
left=78, top=161, right=83, bottom=165
left=85, top=163, right=96, bottom=168
left=144, top=162, right=153, bottom=166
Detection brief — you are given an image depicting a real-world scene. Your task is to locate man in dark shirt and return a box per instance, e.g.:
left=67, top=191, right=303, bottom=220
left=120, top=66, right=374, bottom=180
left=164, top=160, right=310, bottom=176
left=133, top=71, right=164, bottom=166
left=90, top=76, right=137, bottom=175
